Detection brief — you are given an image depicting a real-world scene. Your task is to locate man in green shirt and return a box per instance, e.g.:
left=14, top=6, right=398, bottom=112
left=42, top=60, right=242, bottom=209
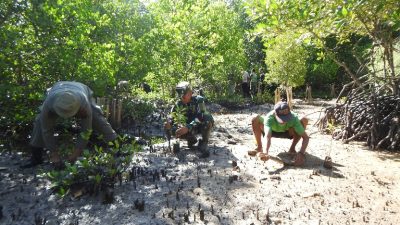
left=249, top=101, right=309, bottom=166
left=250, top=68, right=258, bottom=97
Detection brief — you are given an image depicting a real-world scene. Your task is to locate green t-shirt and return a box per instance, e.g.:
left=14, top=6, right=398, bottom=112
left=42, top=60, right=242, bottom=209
left=250, top=72, right=258, bottom=83
left=260, top=110, right=305, bottom=135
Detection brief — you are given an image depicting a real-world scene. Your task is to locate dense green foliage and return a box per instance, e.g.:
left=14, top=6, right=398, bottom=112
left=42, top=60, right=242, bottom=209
left=249, top=0, right=399, bottom=93
left=145, top=0, right=248, bottom=97
left=1, top=0, right=398, bottom=132
left=0, top=0, right=252, bottom=127
left=265, top=32, right=307, bottom=87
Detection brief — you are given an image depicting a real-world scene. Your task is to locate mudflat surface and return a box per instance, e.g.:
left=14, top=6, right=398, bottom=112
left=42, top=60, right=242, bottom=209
left=1, top=99, right=399, bottom=225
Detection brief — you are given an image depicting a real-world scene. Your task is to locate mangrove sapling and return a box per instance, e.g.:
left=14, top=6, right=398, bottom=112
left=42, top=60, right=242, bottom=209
left=199, top=208, right=205, bottom=221
left=45, top=135, right=142, bottom=198
left=169, top=105, right=188, bottom=153
left=134, top=199, right=145, bottom=211
left=184, top=213, right=189, bottom=222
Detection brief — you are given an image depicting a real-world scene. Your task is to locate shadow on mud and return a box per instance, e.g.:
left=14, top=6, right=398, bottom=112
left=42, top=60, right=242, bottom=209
left=265, top=152, right=346, bottom=179
left=376, top=150, right=400, bottom=163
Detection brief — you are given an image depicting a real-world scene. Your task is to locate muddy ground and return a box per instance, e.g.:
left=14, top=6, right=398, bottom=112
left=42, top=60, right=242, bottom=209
left=0, top=99, right=399, bottom=225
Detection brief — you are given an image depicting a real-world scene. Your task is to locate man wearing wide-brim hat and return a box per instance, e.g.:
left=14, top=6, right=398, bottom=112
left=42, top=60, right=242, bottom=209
left=248, top=101, right=309, bottom=166
left=22, top=81, right=117, bottom=169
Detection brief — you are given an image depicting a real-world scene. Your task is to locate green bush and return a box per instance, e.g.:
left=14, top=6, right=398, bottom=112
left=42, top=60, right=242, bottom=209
left=45, top=136, right=142, bottom=198
left=122, top=99, right=155, bottom=124
left=252, top=91, right=274, bottom=105
left=209, top=93, right=246, bottom=108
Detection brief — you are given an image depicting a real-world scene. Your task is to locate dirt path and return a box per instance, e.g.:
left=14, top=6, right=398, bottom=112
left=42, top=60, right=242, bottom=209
left=0, top=99, right=399, bottom=225
left=217, top=100, right=400, bottom=224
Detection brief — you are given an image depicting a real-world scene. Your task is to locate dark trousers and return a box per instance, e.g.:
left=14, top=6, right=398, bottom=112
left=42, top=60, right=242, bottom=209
left=241, top=82, right=250, bottom=97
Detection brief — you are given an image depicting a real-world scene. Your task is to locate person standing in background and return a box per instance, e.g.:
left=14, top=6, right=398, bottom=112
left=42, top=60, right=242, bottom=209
left=241, top=70, right=250, bottom=98
left=259, top=68, right=265, bottom=94
left=250, top=68, right=258, bottom=98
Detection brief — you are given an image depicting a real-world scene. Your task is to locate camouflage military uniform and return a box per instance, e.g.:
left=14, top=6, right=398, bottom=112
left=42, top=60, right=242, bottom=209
left=167, top=83, right=214, bottom=157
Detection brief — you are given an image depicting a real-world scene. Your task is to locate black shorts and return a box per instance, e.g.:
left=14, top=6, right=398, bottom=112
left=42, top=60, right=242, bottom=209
left=271, top=131, right=292, bottom=139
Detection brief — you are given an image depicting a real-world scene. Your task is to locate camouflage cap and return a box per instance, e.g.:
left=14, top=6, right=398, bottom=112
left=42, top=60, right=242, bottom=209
left=175, top=81, right=192, bottom=97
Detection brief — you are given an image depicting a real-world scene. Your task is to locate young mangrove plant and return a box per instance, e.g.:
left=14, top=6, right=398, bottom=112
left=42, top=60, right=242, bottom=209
left=45, top=135, right=142, bottom=198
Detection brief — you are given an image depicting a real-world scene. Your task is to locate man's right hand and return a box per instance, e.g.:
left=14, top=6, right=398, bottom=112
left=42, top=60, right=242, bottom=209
left=175, top=126, right=189, bottom=138
left=164, top=121, right=172, bottom=130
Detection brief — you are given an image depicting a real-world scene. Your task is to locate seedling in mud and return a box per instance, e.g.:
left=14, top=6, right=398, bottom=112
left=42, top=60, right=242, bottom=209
left=168, top=105, right=187, bottom=151
left=171, top=105, right=188, bottom=129
left=102, top=187, right=114, bottom=204
left=173, top=142, right=180, bottom=153
left=150, top=136, right=165, bottom=145
left=167, top=210, right=174, bottom=219
left=45, top=135, right=142, bottom=198
left=134, top=199, right=145, bottom=211
left=199, top=209, right=205, bottom=221
left=197, top=176, right=201, bottom=188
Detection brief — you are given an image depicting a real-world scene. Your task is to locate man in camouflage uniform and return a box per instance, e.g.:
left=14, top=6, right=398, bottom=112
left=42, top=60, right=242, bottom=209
left=165, top=82, right=214, bottom=158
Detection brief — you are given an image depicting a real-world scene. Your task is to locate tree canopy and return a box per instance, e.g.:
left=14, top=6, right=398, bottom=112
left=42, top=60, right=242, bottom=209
left=265, top=32, right=307, bottom=87
left=0, top=0, right=399, bottom=128
left=249, top=0, right=400, bottom=93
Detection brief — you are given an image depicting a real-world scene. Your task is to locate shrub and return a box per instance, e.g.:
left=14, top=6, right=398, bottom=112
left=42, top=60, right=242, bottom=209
left=45, top=136, right=142, bottom=198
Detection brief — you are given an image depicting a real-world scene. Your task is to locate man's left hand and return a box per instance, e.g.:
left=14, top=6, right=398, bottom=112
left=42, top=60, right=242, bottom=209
left=175, top=126, right=189, bottom=138
left=294, top=152, right=305, bottom=166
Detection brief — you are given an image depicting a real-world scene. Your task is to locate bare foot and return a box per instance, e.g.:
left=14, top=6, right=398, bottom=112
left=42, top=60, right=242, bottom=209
left=288, top=149, right=297, bottom=156
left=248, top=147, right=262, bottom=156
left=258, top=153, right=270, bottom=161
left=293, top=153, right=305, bottom=166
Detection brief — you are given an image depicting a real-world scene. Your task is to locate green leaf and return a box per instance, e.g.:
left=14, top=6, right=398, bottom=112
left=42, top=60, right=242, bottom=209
left=80, top=129, right=93, bottom=141
left=82, top=159, right=89, bottom=168
left=95, top=174, right=102, bottom=184
left=269, top=1, right=278, bottom=10
left=59, top=187, right=66, bottom=197
left=341, top=7, right=348, bottom=16
left=83, top=149, right=90, bottom=157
